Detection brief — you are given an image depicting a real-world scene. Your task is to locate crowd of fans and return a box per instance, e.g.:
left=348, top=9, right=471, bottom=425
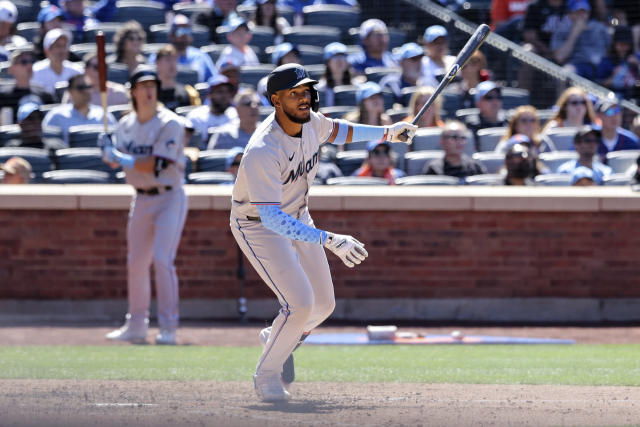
left=0, top=0, right=639, bottom=188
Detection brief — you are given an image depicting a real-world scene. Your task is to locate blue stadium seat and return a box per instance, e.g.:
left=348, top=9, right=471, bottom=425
left=113, top=1, right=165, bottom=31
left=68, top=125, right=111, bottom=148
left=172, top=2, right=212, bottom=19
left=283, top=26, right=341, bottom=49
left=70, top=43, right=116, bottom=59
left=472, top=152, right=505, bottom=174
left=107, top=63, right=130, bottom=85
left=336, top=150, right=367, bottom=176
left=333, top=85, right=358, bottom=106
left=501, top=87, right=530, bottom=110
left=83, top=23, right=123, bottom=43
left=603, top=173, right=632, bottom=186
left=606, top=150, right=640, bottom=174
left=240, top=64, right=275, bottom=89
left=411, top=128, right=442, bottom=151
left=303, top=5, right=361, bottom=35
left=538, top=151, right=578, bottom=172
left=43, top=169, right=113, bottom=184
left=326, top=176, right=389, bottom=185
left=197, top=149, right=230, bottom=172
left=176, top=66, right=199, bottom=87
left=543, top=127, right=580, bottom=151
left=16, top=22, right=39, bottom=41
left=396, top=175, right=460, bottom=185
left=0, top=147, right=52, bottom=182
left=188, top=171, right=234, bottom=184
left=365, top=66, right=400, bottom=84
left=319, top=106, right=357, bottom=119
left=464, top=174, right=504, bottom=185
left=404, top=150, right=443, bottom=176
left=0, top=125, right=22, bottom=147
left=54, top=147, right=114, bottom=174
left=150, top=24, right=210, bottom=48
left=476, top=127, right=507, bottom=152
left=534, top=173, right=572, bottom=186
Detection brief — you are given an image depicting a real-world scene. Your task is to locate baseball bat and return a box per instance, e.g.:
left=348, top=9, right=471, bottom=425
left=398, top=23, right=491, bottom=142
left=96, top=31, right=109, bottom=132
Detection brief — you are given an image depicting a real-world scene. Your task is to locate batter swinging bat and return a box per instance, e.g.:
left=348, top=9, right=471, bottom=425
left=96, top=31, right=109, bottom=132
left=398, top=23, right=491, bottom=142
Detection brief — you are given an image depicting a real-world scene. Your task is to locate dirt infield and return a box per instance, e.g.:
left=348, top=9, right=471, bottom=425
left=2, top=324, right=640, bottom=426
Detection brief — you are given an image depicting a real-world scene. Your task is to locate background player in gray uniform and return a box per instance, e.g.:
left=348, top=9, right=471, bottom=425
left=101, top=66, right=188, bottom=346
left=230, top=64, right=417, bottom=402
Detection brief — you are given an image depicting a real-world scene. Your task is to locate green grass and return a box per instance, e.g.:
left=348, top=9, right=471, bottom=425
left=1, top=345, right=640, bottom=386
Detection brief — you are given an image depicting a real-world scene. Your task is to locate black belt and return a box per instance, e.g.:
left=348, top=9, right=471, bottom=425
left=136, top=185, right=173, bottom=195
left=246, top=216, right=261, bottom=221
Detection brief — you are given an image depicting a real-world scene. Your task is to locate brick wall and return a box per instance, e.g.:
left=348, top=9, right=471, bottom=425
left=2, top=208, right=639, bottom=300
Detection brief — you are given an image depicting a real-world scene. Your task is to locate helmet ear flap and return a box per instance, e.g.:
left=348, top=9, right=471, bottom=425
left=311, top=87, right=319, bottom=112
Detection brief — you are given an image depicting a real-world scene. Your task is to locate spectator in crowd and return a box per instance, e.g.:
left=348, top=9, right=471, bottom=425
left=522, top=0, right=565, bottom=59
left=208, top=88, right=260, bottom=149
left=503, top=142, right=537, bottom=185
left=571, top=165, right=597, bottom=186
left=194, top=0, right=239, bottom=42
left=223, top=146, right=244, bottom=184
left=109, top=21, right=147, bottom=76
left=491, top=0, right=532, bottom=41
left=31, top=28, right=84, bottom=97
left=186, top=75, right=238, bottom=148
left=550, top=0, right=609, bottom=80
left=34, top=5, right=69, bottom=61
left=403, top=86, right=444, bottom=129
left=542, top=86, right=597, bottom=132
left=423, top=120, right=486, bottom=178
left=495, top=105, right=555, bottom=154
left=218, top=56, right=242, bottom=88
left=0, top=48, right=55, bottom=124
left=278, top=0, right=314, bottom=26
left=63, top=52, right=129, bottom=106
left=379, top=42, right=423, bottom=104
left=317, top=42, right=354, bottom=108
left=348, top=18, right=398, bottom=75
left=270, top=42, right=301, bottom=67
left=251, top=0, right=290, bottom=45
left=352, top=140, right=405, bottom=184
left=597, top=26, right=640, bottom=99
left=150, top=14, right=217, bottom=84
left=315, top=144, right=343, bottom=184
left=463, top=81, right=507, bottom=147
left=556, top=124, right=611, bottom=182
left=0, top=1, right=27, bottom=62
left=155, top=45, right=201, bottom=112
left=216, top=17, right=260, bottom=70
left=611, top=0, right=640, bottom=52
left=12, top=96, right=52, bottom=149
left=419, top=25, right=456, bottom=88
left=42, top=74, right=117, bottom=146
left=594, top=99, right=639, bottom=163
left=449, top=50, right=489, bottom=110
left=344, top=82, right=392, bottom=126
left=1, top=156, right=31, bottom=184
left=59, top=0, right=97, bottom=41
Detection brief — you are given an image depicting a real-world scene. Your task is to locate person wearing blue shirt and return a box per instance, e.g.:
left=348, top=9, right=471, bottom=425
left=556, top=125, right=612, bottom=184
left=348, top=18, right=398, bottom=75
left=148, top=14, right=217, bottom=84
left=379, top=42, right=423, bottom=104
left=594, top=99, right=639, bottom=163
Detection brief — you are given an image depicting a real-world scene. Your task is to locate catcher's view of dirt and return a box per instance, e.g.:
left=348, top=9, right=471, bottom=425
left=2, top=324, right=640, bottom=427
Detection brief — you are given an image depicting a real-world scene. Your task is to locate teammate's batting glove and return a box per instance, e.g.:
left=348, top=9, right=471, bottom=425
left=385, top=122, right=418, bottom=144
left=323, top=232, right=368, bottom=268
left=97, top=132, right=113, bottom=149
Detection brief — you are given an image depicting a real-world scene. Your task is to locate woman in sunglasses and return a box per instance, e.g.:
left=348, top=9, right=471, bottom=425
left=352, top=140, right=405, bottom=184
left=496, top=105, right=555, bottom=154
left=109, top=21, right=147, bottom=76
left=542, top=86, right=597, bottom=133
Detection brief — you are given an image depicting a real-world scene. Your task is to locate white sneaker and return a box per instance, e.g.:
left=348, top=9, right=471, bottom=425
left=254, top=374, right=291, bottom=402
left=156, top=329, right=177, bottom=345
left=105, top=324, right=147, bottom=343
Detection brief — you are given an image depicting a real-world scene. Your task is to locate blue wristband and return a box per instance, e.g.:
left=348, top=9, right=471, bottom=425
left=114, top=150, right=136, bottom=169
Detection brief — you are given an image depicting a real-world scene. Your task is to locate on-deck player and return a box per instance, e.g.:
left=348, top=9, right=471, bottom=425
left=230, top=63, right=417, bottom=402
left=101, top=65, right=188, bottom=346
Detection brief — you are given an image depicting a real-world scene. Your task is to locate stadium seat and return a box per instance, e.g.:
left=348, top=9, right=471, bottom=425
left=303, top=5, right=361, bottom=35
left=606, top=150, right=640, bottom=174
left=240, top=64, right=275, bottom=89
left=70, top=43, right=116, bottom=59
left=176, top=66, right=199, bottom=87
left=603, top=173, right=632, bottom=186
left=83, top=23, right=123, bottom=43
left=42, top=169, right=112, bottom=184
left=201, top=44, right=227, bottom=64
left=14, top=0, right=39, bottom=24
left=455, top=108, right=480, bottom=121
left=476, top=127, right=507, bottom=152
left=107, top=63, right=130, bottom=85
left=197, top=149, right=230, bottom=172
left=16, top=22, right=39, bottom=41
left=150, top=24, right=210, bottom=48
left=336, top=150, right=367, bottom=176
left=333, top=85, right=358, bottom=106
left=54, top=147, right=114, bottom=174
left=113, top=1, right=166, bottom=31
left=404, top=150, right=443, bottom=176
left=0, top=125, right=22, bottom=147
left=472, top=152, right=504, bottom=174
left=544, top=127, right=580, bottom=151
left=441, top=87, right=462, bottom=115
left=283, top=26, right=342, bottom=49
left=464, top=174, right=505, bottom=185
left=396, top=175, right=460, bottom=185
left=175, top=105, right=199, bottom=118
left=259, top=106, right=275, bottom=121
left=501, top=87, right=530, bottom=110
left=401, top=86, right=419, bottom=106
left=0, top=147, right=52, bottom=182
left=172, top=2, right=212, bottom=19
left=108, top=105, right=131, bottom=121
left=534, top=173, right=573, bottom=186
left=326, top=176, right=389, bottom=185
left=412, top=128, right=442, bottom=151
left=141, top=43, right=166, bottom=56
left=365, top=67, right=400, bottom=84
left=538, top=151, right=578, bottom=172
left=343, top=140, right=369, bottom=151
left=347, top=27, right=405, bottom=48
left=386, top=107, right=409, bottom=122
left=236, top=4, right=296, bottom=26
left=306, top=64, right=324, bottom=81
left=247, top=26, right=276, bottom=51
left=68, top=125, right=109, bottom=148
left=188, top=171, right=234, bottom=184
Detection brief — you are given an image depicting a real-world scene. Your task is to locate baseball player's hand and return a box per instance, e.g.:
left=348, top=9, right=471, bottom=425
left=385, top=122, right=418, bottom=144
left=97, top=132, right=113, bottom=148
left=324, top=232, right=368, bottom=268
left=101, top=144, right=118, bottom=164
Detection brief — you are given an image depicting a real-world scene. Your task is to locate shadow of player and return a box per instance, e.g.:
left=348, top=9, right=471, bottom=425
left=244, top=399, right=375, bottom=414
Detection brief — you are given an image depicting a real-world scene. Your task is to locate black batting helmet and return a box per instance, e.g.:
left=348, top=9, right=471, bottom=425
left=266, top=63, right=319, bottom=112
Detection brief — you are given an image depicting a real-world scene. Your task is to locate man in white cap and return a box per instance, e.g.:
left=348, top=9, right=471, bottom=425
left=420, top=25, right=456, bottom=88
left=380, top=42, right=424, bottom=103
left=31, top=28, right=83, bottom=97
left=186, top=75, right=238, bottom=147
left=0, top=0, right=27, bottom=62
left=348, top=18, right=397, bottom=75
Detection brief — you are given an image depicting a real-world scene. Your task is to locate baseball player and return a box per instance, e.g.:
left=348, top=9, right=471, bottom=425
left=101, top=65, right=188, bottom=346
left=230, top=63, right=417, bottom=401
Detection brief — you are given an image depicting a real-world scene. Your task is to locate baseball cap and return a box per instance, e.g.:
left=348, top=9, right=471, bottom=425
left=367, top=140, right=391, bottom=152
left=266, top=63, right=317, bottom=100
left=574, top=124, right=602, bottom=141
left=1, top=157, right=32, bottom=182
left=126, top=65, right=159, bottom=89
left=571, top=166, right=597, bottom=185
left=474, top=80, right=501, bottom=104
left=359, top=19, right=387, bottom=41
left=225, top=146, right=244, bottom=170
left=594, top=99, right=621, bottom=116
left=217, top=56, right=242, bottom=72
left=356, top=81, right=382, bottom=104
left=17, top=101, right=42, bottom=123
left=395, top=42, right=424, bottom=61
left=226, top=15, right=249, bottom=32
left=270, top=42, right=299, bottom=65
left=207, top=74, right=235, bottom=91
left=37, top=5, right=64, bottom=23
left=43, top=28, right=72, bottom=51
left=424, top=25, right=448, bottom=43
left=505, top=133, right=531, bottom=148
left=567, top=0, right=591, bottom=12
left=9, top=46, right=35, bottom=63
left=323, top=42, right=347, bottom=62
left=170, top=14, right=190, bottom=32
left=0, top=1, right=17, bottom=24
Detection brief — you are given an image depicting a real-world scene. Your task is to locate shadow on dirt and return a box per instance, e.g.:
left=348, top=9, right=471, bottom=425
left=244, top=399, right=375, bottom=414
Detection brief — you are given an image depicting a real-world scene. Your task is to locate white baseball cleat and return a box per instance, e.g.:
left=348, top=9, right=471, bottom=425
left=254, top=374, right=291, bottom=402
left=155, top=329, right=177, bottom=345
left=259, top=327, right=295, bottom=385
left=105, top=324, right=147, bottom=343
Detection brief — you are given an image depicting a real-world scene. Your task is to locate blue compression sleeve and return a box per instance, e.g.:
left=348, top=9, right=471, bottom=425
left=329, top=120, right=386, bottom=145
left=112, top=148, right=136, bottom=169
left=256, top=204, right=328, bottom=245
